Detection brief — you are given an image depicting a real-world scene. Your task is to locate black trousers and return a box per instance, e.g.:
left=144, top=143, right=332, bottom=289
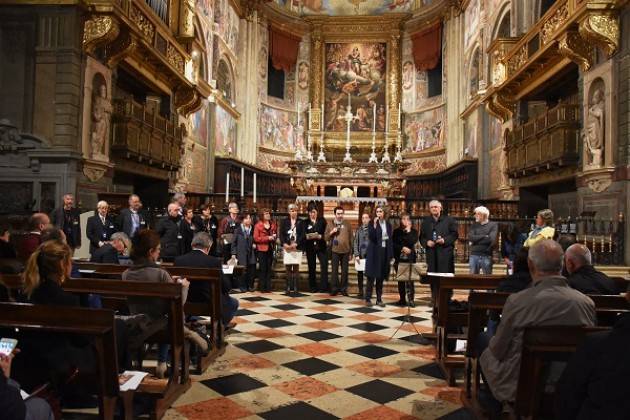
left=397, top=281, right=415, bottom=303
left=239, top=263, right=256, bottom=290
left=357, top=271, right=364, bottom=294
left=257, top=250, right=273, bottom=291
left=331, top=252, right=349, bottom=293
left=365, top=277, right=384, bottom=302
left=306, top=249, right=328, bottom=291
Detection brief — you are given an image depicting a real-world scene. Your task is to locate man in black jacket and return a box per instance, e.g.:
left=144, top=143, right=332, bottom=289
left=174, top=232, right=238, bottom=326
left=419, top=200, right=458, bottom=303
left=90, top=232, right=130, bottom=264
left=565, top=243, right=619, bottom=295
left=86, top=200, right=117, bottom=255
left=298, top=205, right=328, bottom=293
left=555, top=286, right=630, bottom=420
left=117, top=194, right=147, bottom=239
left=51, top=193, right=81, bottom=252
left=468, top=206, right=498, bottom=274
left=156, top=203, right=185, bottom=261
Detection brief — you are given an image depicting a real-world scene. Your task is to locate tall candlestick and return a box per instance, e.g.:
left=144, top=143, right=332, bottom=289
left=225, top=172, right=229, bottom=203
left=240, top=167, right=244, bottom=197
left=372, top=103, right=376, bottom=133
left=253, top=173, right=257, bottom=203
left=398, top=103, right=401, bottom=128
left=386, top=107, right=389, bottom=132
left=297, top=102, right=300, bottom=127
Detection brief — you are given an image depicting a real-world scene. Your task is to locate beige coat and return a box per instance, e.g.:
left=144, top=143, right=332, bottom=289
left=479, top=276, right=596, bottom=402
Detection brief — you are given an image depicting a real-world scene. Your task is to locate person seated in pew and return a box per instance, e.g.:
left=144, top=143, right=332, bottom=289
left=16, top=213, right=50, bottom=262
left=565, top=243, right=619, bottom=295
left=1, top=349, right=54, bottom=420
left=554, top=284, right=630, bottom=420
left=174, top=232, right=238, bottom=329
left=478, top=240, right=596, bottom=409
left=89, top=232, right=131, bottom=265
left=0, top=224, right=17, bottom=259
left=123, top=229, right=208, bottom=378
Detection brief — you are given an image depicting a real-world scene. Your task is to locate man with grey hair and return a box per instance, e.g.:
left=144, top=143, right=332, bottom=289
left=479, top=240, right=596, bottom=405
left=565, top=243, right=618, bottom=295
left=419, top=199, right=458, bottom=303
left=51, top=193, right=81, bottom=252
left=218, top=201, right=240, bottom=262
left=156, top=202, right=184, bottom=261
left=86, top=200, right=116, bottom=255
left=172, top=192, right=187, bottom=216
left=90, top=232, right=130, bottom=264
left=175, top=232, right=238, bottom=327
left=468, top=206, right=498, bottom=274
left=117, top=194, right=147, bottom=238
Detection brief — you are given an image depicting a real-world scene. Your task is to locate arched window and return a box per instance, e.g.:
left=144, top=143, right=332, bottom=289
left=494, top=10, right=511, bottom=39
left=216, top=59, right=233, bottom=102
left=469, top=48, right=481, bottom=99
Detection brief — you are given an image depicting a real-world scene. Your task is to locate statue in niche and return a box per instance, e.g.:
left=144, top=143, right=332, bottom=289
left=90, top=83, right=112, bottom=161
left=584, top=88, right=604, bottom=169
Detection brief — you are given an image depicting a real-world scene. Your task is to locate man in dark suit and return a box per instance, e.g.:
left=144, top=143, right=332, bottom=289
left=565, top=243, right=619, bottom=295
left=86, top=200, right=117, bottom=255
left=51, top=193, right=81, bottom=252
left=116, top=194, right=147, bottom=239
left=298, top=204, right=328, bottom=293
left=174, top=232, right=238, bottom=327
left=90, top=232, right=130, bottom=264
left=419, top=199, right=459, bottom=304
left=231, top=214, right=257, bottom=292
left=156, top=203, right=185, bottom=262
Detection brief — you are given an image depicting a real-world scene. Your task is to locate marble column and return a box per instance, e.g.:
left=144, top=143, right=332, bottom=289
left=445, top=10, right=465, bottom=166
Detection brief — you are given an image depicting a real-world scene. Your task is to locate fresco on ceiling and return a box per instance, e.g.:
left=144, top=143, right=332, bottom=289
left=190, top=100, right=209, bottom=147
left=259, top=104, right=306, bottom=152
left=215, top=105, right=236, bottom=157
left=403, top=106, right=444, bottom=153
left=275, top=0, right=415, bottom=15
left=214, top=0, right=239, bottom=53
left=323, top=42, right=386, bottom=132
left=464, top=0, right=480, bottom=50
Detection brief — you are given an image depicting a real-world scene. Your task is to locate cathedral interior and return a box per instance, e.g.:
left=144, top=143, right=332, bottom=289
left=1, top=0, right=630, bottom=418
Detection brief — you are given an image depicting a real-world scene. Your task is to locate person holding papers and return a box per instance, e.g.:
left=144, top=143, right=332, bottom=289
left=393, top=213, right=419, bottom=307
left=353, top=212, right=371, bottom=299
left=365, top=206, right=394, bottom=307
left=325, top=206, right=353, bottom=297
left=280, top=204, right=301, bottom=295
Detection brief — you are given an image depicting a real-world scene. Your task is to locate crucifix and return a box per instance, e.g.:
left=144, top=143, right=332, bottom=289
left=338, top=94, right=359, bottom=163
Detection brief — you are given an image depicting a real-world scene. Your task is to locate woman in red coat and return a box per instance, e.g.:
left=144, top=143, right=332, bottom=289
left=254, top=209, right=277, bottom=292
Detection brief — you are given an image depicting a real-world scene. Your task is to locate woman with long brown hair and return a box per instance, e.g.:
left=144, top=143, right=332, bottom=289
left=254, top=209, right=277, bottom=293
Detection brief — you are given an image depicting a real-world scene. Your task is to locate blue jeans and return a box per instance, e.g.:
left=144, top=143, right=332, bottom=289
left=469, top=255, right=493, bottom=274
left=223, top=296, right=239, bottom=326
left=158, top=344, right=169, bottom=363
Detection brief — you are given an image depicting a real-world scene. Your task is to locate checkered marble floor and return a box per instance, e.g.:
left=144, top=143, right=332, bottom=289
left=165, top=292, right=473, bottom=420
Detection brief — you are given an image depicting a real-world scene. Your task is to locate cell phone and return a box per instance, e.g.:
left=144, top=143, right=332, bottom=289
left=0, top=338, right=18, bottom=356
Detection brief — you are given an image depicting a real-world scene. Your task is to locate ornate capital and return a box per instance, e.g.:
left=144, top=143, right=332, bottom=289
left=175, top=85, right=201, bottom=116
left=105, top=29, right=137, bottom=68
left=557, top=31, right=593, bottom=72
left=579, top=12, right=621, bottom=58
left=83, top=15, right=119, bottom=56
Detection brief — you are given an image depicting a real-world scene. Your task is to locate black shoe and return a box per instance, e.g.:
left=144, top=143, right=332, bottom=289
left=394, top=300, right=406, bottom=307
left=408, top=301, right=416, bottom=308
left=356, top=291, right=364, bottom=299
left=377, top=300, right=385, bottom=308
left=310, top=288, right=318, bottom=293
left=331, top=290, right=338, bottom=296
left=341, top=291, right=349, bottom=297
left=365, top=300, right=373, bottom=307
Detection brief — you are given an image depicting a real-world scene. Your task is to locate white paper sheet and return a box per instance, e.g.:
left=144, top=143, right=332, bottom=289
left=78, top=269, right=96, bottom=274
left=354, top=259, right=366, bottom=272
left=283, top=251, right=302, bottom=265
left=426, top=272, right=455, bottom=277
left=222, top=265, right=235, bottom=274
left=119, top=370, right=148, bottom=391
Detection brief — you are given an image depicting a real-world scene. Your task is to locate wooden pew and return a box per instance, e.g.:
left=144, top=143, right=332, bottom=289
left=62, top=278, right=190, bottom=420
left=0, top=302, right=121, bottom=420
left=515, top=326, right=609, bottom=419
left=75, top=262, right=242, bottom=374
left=429, top=274, right=506, bottom=386
left=464, top=291, right=630, bottom=417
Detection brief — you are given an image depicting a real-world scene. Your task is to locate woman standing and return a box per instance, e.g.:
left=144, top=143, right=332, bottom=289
left=280, top=204, right=301, bottom=295
left=393, top=213, right=418, bottom=307
left=254, top=209, right=277, bottom=293
left=353, top=212, right=371, bottom=299
left=365, top=206, right=394, bottom=307
left=181, top=208, right=196, bottom=255
left=524, top=209, right=555, bottom=248
left=193, top=204, right=219, bottom=255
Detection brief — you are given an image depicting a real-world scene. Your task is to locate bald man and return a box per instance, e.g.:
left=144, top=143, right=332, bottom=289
left=156, top=203, right=185, bottom=261
left=479, top=240, right=595, bottom=404
left=565, top=243, right=619, bottom=295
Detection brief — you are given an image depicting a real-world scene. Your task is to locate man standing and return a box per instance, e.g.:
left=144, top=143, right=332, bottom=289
left=172, top=192, right=187, bottom=216
left=86, top=200, right=117, bottom=255
left=419, top=200, right=458, bottom=302
left=156, top=203, right=184, bottom=261
left=298, top=204, right=328, bottom=293
left=117, top=194, right=147, bottom=239
left=175, top=232, right=238, bottom=327
left=565, top=243, right=619, bottom=295
left=468, top=206, right=498, bottom=274
left=16, top=213, right=50, bottom=261
left=51, top=193, right=81, bottom=252
left=325, top=206, right=353, bottom=296
left=232, top=214, right=257, bottom=292
left=218, top=202, right=240, bottom=263
left=479, top=240, right=596, bottom=405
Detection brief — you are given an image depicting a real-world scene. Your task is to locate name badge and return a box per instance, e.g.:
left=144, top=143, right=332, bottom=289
left=211, top=224, right=216, bottom=229
left=140, top=221, right=146, bottom=225
left=307, top=226, right=313, bottom=230
left=102, top=233, right=107, bottom=238
left=109, top=225, right=114, bottom=229
left=177, top=234, right=183, bottom=239
left=73, top=221, right=79, bottom=225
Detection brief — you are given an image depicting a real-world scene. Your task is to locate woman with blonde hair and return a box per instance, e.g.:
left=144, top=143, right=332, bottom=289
left=524, top=209, right=555, bottom=248
left=23, top=240, right=76, bottom=306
